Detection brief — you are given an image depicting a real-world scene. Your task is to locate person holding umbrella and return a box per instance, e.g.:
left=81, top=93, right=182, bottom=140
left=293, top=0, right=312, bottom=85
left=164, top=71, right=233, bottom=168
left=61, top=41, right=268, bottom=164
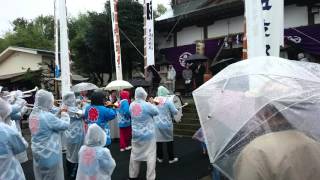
left=234, top=103, right=320, bottom=180
left=182, top=64, right=193, bottom=97
left=193, top=56, right=320, bottom=180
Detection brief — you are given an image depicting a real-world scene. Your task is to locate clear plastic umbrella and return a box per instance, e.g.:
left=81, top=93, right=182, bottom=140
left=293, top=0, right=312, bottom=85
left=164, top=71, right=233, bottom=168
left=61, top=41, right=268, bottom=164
left=105, top=80, right=133, bottom=91
left=193, top=56, right=320, bottom=179
left=71, top=82, right=99, bottom=92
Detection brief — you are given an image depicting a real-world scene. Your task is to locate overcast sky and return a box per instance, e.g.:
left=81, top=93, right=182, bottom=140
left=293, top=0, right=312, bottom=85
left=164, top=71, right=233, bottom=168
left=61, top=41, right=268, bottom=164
left=0, top=0, right=171, bottom=37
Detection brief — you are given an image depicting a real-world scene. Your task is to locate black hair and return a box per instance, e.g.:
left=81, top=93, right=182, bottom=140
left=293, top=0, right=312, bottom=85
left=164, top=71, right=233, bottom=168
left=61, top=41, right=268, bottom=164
left=90, top=91, right=105, bottom=106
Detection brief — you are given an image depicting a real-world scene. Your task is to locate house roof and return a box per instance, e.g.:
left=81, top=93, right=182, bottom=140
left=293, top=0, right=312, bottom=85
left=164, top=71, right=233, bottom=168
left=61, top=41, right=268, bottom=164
left=156, top=0, right=243, bottom=31
left=156, top=0, right=240, bottom=21
left=0, top=46, right=54, bottom=63
left=156, top=0, right=318, bottom=32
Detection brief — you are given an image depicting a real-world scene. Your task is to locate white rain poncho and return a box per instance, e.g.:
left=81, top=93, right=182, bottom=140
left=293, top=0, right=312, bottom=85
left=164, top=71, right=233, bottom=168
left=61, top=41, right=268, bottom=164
left=8, top=91, right=28, bottom=163
left=0, top=98, right=28, bottom=180
left=130, top=87, right=159, bottom=161
left=154, top=86, right=178, bottom=142
left=193, top=56, right=320, bottom=180
left=76, top=124, right=116, bottom=180
left=62, top=92, right=85, bottom=163
left=129, top=87, right=159, bottom=180
left=29, top=90, right=70, bottom=180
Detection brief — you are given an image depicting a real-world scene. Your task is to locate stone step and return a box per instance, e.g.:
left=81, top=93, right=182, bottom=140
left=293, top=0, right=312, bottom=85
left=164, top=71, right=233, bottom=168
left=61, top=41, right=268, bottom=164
left=174, top=123, right=201, bottom=131
left=174, top=128, right=197, bottom=137
left=180, top=119, right=200, bottom=125
left=183, top=107, right=198, bottom=113
left=182, top=112, right=199, bottom=119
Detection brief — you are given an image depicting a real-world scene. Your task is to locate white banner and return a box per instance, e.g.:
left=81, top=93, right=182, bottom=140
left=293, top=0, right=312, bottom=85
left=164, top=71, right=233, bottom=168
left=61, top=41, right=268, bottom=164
left=262, top=0, right=284, bottom=56
left=245, top=0, right=284, bottom=58
left=245, top=0, right=266, bottom=58
left=59, top=0, right=71, bottom=95
left=110, top=0, right=123, bottom=80
left=144, top=0, right=155, bottom=67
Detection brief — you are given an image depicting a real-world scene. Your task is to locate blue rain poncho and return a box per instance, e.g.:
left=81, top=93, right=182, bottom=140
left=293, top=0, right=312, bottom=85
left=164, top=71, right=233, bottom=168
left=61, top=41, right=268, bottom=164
left=154, top=86, right=178, bottom=142
left=62, top=92, right=85, bottom=163
left=0, top=98, right=28, bottom=180
left=29, top=90, right=70, bottom=180
left=8, top=91, right=29, bottom=163
left=84, top=105, right=116, bottom=146
left=118, top=99, right=131, bottom=128
left=76, top=124, right=116, bottom=180
left=130, top=87, right=159, bottom=161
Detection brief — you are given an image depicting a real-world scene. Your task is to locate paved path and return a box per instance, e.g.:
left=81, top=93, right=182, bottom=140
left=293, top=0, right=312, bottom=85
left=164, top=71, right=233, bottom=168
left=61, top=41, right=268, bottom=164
left=21, top=134, right=211, bottom=180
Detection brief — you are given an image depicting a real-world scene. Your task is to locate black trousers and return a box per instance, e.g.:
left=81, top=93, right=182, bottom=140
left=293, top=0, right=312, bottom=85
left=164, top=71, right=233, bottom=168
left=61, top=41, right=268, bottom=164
left=157, top=141, right=174, bottom=160
left=66, top=160, right=78, bottom=180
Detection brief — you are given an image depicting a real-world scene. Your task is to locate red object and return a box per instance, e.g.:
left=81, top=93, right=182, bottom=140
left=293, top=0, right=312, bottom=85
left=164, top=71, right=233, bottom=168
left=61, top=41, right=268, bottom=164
left=120, top=90, right=131, bottom=104
left=131, top=104, right=142, bottom=117
left=88, top=107, right=99, bottom=122
left=119, top=126, right=132, bottom=149
left=29, top=116, right=39, bottom=134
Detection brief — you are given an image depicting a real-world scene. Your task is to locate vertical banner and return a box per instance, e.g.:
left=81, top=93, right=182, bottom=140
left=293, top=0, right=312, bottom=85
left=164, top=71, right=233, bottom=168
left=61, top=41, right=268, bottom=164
left=59, top=0, right=71, bottom=95
left=242, top=20, right=248, bottom=59
left=245, top=0, right=284, bottom=58
left=144, top=0, right=155, bottom=67
left=110, top=0, right=123, bottom=80
left=245, top=0, right=266, bottom=58
left=54, top=0, right=60, bottom=78
left=261, top=0, right=284, bottom=56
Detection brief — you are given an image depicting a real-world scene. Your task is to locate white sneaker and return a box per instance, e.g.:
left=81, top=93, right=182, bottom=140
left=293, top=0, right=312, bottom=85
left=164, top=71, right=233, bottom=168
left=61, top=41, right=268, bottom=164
left=125, top=146, right=132, bottom=150
left=157, top=158, right=163, bottom=163
left=120, top=148, right=125, bottom=152
left=169, top=157, right=179, bottom=164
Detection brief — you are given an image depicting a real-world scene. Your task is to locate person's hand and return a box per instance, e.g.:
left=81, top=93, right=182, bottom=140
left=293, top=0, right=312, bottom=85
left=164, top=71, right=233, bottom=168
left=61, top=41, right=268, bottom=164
left=61, top=106, right=68, bottom=113
left=105, top=101, right=113, bottom=106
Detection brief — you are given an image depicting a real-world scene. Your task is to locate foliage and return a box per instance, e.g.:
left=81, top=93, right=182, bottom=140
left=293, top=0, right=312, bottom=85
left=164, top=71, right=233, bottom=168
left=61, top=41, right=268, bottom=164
left=0, top=0, right=167, bottom=85
left=0, top=16, right=54, bottom=53
left=155, top=4, right=168, bottom=18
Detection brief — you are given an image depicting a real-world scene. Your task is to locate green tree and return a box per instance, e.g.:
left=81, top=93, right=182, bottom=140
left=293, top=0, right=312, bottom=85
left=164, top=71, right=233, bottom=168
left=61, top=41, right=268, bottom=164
left=155, top=4, right=167, bottom=18
left=71, top=0, right=144, bottom=85
left=0, top=15, right=54, bottom=53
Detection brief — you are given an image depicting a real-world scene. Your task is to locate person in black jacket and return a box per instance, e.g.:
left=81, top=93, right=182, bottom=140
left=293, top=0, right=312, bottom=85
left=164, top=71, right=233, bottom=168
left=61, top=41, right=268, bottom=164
left=194, top=62, right=206, bottom=88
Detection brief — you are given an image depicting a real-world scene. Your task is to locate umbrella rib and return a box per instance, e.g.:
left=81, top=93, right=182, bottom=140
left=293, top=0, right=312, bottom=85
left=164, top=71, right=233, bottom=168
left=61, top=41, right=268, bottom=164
left=214, top=89, right=320, bottom=162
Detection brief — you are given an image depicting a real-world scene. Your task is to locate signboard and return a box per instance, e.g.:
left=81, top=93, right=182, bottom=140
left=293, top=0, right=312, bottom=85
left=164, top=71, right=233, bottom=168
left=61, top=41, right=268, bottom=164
left=144, top=0, right=155, bottom=67
left=245, top=0, right=284, bottom=58
left=110, top=0, right=123, bottom=80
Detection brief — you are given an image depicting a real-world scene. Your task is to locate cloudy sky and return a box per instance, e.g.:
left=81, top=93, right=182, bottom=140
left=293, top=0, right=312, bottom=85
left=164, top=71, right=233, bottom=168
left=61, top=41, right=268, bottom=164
left=0, top=0, right=171, bottom=37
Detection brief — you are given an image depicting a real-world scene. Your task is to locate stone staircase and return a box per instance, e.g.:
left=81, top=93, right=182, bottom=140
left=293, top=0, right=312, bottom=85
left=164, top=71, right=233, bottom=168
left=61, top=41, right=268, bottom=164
left=174, top=97, right=201, bottom=137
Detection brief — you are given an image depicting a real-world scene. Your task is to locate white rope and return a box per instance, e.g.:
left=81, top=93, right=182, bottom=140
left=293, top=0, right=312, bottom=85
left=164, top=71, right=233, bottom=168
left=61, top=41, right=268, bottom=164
left=119, top=27, right=144, bottom=58
left=156, top=2, right=192, bottom=54
left=291, top=28, right=320, bottom=45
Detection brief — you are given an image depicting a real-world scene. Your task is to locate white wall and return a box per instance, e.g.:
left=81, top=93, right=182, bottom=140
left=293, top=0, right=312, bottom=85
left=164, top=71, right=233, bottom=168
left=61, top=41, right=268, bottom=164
left=157, top=32, right=174, bottom=49
left=284, top=5, right=308, bottom=28
left=177, top=25, right=203, bottom=46
left=208, top=16, right=244, bottom=38
left=315, top=13, right=320, bottom=24
left=159, top=4, right=310, bottom=49
left=0, top=52, right=42, bottom=76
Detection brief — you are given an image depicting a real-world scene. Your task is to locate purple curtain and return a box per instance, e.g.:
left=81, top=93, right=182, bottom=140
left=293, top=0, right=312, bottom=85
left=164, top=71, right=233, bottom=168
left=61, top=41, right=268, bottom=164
left=284, top=24, right=320, bottom=55
left=160, top=25, right=320, bottom=76
left=204, top=39, right=223, bottom=59
left=160, top=44, right=196, bottom=75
